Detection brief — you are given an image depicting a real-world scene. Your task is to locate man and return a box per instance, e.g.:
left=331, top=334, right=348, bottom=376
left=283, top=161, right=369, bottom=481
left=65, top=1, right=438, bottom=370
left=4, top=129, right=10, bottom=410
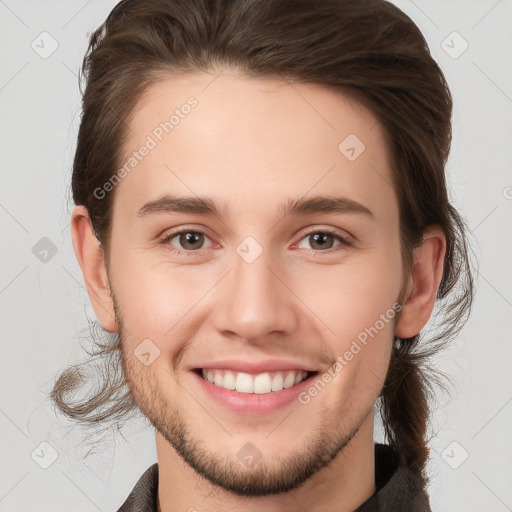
left=51, top=1, right=474, bottom=510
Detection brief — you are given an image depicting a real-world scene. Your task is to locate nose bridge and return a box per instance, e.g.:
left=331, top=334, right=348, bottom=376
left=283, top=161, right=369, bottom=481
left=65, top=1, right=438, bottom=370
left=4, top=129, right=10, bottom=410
left=213, top=239, right=298, bottom=342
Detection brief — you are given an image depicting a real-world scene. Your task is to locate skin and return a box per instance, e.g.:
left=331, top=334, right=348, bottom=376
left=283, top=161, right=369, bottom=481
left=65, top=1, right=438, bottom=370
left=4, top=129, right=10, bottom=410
left=71, top=69, right=446, bottom=512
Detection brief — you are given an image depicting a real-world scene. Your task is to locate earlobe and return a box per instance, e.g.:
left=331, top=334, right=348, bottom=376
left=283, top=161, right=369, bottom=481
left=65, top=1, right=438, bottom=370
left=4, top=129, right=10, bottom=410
left=70, top=205, right=119, bottom=333
left=395, top=226, right=446, bottom=339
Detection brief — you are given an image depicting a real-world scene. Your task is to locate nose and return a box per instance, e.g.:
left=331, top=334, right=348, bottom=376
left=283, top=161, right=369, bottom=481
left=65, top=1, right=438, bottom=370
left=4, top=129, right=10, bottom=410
left=212, top=243, right=299, bottom=345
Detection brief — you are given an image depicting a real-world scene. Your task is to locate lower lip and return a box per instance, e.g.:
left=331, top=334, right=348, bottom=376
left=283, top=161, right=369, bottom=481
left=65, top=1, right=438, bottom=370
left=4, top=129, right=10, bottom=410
left=191, top=370, right=319, bottom=415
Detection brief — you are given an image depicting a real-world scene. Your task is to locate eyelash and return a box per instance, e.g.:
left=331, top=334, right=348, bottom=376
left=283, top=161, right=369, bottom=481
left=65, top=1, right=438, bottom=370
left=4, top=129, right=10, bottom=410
left=158, top=226, right=353, bottom=257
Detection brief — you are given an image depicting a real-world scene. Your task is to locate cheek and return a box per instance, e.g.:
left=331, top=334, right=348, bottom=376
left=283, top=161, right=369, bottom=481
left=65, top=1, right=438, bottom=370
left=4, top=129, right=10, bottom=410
left=296, top=253, right=402, bottom=345
left=121, top=341, right=172, bottom=416
left=293, top=247, right=401, bottom=394
left=111, top=252, right=214, bottom=337
left=314, top=290, right=397, bottom=414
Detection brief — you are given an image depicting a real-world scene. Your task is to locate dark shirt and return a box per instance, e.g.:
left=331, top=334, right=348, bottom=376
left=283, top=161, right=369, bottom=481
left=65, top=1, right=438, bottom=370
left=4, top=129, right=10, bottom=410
left=116, top=443, right=432, bottom=511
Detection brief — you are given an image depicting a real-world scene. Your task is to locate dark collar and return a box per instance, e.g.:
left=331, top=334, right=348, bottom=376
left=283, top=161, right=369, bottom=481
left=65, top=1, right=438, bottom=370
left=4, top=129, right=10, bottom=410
left=354, top=443, right=432, bottom=511
left=116, top=443, right=431, bottom=511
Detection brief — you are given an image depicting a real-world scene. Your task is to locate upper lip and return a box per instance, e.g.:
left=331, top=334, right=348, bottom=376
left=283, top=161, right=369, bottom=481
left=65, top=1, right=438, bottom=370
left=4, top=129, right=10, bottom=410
left=191, top=359, right=318, bottom=374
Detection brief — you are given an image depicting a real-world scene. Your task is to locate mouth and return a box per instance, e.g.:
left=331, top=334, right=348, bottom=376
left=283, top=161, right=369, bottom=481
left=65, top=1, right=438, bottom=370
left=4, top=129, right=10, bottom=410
left=193, top=368, right=319, bottom=395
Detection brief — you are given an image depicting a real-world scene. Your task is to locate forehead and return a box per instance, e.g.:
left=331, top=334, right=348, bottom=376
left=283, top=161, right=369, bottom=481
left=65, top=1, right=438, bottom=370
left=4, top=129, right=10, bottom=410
left=114, top=70, right=398, bottom=225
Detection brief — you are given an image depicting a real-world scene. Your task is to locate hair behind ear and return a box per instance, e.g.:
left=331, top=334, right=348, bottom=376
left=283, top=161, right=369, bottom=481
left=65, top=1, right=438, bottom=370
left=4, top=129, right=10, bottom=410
left=380, top=338, right=432, bottom=485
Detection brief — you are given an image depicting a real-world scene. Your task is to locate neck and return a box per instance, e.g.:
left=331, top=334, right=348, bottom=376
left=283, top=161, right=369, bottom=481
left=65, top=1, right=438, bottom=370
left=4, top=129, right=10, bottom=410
left=156, top=411, right=376, bottom=512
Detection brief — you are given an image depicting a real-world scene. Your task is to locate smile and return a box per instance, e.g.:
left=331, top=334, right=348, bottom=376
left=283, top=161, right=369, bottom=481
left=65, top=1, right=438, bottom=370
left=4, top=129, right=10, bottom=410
left=198, top=368, right=317, bottom=394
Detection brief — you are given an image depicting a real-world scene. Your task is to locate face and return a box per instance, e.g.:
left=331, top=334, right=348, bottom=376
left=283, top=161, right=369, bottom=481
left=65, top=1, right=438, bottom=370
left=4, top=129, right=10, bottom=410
left=106, top=70, right=405, bottom=496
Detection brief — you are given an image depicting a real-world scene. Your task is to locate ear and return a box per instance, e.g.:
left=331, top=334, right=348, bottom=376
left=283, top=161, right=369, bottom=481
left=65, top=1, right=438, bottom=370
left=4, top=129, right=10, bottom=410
left=70, top=205, right=119, bottom=333
left=395, top=225, right=446, bottom=339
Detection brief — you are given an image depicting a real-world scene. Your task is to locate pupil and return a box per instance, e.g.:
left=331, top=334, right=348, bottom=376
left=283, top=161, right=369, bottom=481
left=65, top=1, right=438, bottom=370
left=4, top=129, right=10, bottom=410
left=311, top=233, right=333, bottom=250
left=181, top=232, right=203, bottom=249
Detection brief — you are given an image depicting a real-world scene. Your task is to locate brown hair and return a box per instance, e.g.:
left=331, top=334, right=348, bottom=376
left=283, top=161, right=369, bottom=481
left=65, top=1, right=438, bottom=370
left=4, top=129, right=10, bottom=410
left=51, top=0, right=475, bottom=485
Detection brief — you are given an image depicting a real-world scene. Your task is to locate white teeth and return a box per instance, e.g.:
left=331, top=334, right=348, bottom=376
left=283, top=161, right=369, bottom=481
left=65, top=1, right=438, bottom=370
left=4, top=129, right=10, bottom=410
left=271, top=373, right=284, bottom=391
left=201, top=369, right=309, bottom=394
left=253, top=373, right=272, bottom=394
left=223, top=370, right=236, bottom=390
left=283, top=372, right=296, bottom=388
left=235, top=372, right=253, bottom=393
left=214, top=371, right=223, bottom=387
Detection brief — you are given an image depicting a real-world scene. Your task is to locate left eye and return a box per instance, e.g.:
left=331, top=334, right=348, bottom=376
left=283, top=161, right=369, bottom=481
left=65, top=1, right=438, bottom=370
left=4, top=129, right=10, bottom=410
left=161, top=230, right=212, bottom=253
left=295, top=231, right=351, bottom=251
left=160, top=229, right=351, bottom=255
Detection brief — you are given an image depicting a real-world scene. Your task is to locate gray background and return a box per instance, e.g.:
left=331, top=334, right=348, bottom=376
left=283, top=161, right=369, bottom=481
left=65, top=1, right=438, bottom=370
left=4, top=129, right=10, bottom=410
left=1, top=0, right=511, bottom=510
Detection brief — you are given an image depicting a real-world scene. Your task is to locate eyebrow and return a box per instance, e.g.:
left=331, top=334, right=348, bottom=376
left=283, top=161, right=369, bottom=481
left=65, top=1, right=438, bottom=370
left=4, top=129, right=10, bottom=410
left=137, top=194, right=374, bottom=219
